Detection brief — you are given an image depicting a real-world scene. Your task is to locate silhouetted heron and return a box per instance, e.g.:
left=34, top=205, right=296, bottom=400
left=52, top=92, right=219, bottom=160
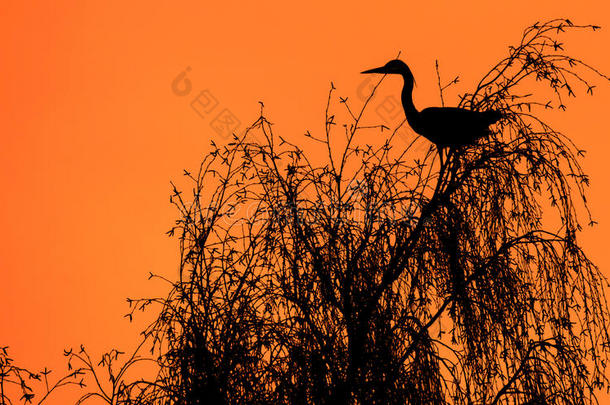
left=362, top=59, right=502, bottom=165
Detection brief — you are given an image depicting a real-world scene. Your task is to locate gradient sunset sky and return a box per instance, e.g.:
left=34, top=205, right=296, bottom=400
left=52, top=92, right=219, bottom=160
left=2, top=1, right=610, bottom=402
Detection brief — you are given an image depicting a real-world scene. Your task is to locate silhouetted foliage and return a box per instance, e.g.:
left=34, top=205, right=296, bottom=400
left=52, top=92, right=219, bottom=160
left=3, top=18, right=610, bottom=405
left=0, top=346, right=85, bottom=404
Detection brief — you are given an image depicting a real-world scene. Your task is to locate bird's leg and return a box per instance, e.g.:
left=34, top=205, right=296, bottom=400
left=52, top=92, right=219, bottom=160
left=436, top=147, right=449, bottom=195
left=431, top=147, right=448, bottom=209
left=440, top=147, right=458, bottom=185
left=438, top=147, right=445, bottom=172
left=447, top=148, right=459, bottom=180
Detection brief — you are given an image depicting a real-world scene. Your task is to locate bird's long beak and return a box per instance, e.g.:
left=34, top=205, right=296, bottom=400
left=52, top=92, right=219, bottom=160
left=361, top=66, right=387, bottom=74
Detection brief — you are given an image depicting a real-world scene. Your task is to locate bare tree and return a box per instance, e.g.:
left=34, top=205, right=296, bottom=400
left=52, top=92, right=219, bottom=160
left=4, top=18, right=608, bottom=405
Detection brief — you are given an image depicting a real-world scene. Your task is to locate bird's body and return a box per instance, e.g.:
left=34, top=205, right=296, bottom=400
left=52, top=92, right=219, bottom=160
left=362, top=59, right=502, bottom=151
left=406, top=106, right=503, bottom=149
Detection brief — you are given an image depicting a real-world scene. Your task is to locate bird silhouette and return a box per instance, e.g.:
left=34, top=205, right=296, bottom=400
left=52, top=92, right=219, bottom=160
left=362, top=59, right=502, bottom=163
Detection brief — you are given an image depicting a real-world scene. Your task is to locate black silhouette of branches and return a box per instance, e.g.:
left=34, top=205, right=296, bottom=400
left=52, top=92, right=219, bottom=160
left=63, top=342, right=155, bottom=404
left=0, top=346, right=84, bottom=404
left=3, top=18, right=608, bottom=405
left=0, top=343, right=158, bottom=405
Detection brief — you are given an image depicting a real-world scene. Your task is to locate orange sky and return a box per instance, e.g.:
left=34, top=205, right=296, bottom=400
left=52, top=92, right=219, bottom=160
left=1, top=1, right=609, bottom=402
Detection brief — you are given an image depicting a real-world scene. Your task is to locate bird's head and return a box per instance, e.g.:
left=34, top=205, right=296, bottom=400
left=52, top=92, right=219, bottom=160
left=361, top=59, right=410, bottom=75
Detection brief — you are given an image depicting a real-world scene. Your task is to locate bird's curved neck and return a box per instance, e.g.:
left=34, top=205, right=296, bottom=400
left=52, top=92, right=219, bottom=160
left=400, top=73, right=419, bottom=126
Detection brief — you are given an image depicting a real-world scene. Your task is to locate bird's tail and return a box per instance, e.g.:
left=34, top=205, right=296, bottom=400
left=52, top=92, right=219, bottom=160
left=482, top=109, right=504, bottom=126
